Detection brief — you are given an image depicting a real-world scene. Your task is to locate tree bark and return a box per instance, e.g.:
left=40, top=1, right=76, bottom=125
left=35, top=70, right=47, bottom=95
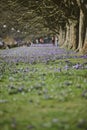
left=69, top=20, right=79, bottom=50
left=75, top=0, right=87, bottom=52
left=63, top=23, right=70, bottom=48
left=78, top=8, right=86, bottom=51
left=59, top=26, right=66, bottom=46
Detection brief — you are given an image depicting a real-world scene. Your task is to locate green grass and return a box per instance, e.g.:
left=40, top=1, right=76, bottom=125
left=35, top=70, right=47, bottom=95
left=0, top=58, right=87, bottom=130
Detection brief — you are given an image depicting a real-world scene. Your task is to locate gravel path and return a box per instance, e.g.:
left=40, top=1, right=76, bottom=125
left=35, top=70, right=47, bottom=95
left=0, top=44, right=77, bottom=63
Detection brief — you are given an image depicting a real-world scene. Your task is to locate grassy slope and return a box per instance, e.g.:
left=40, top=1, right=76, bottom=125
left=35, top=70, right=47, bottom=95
left=0, top=58, right=87, bottom=130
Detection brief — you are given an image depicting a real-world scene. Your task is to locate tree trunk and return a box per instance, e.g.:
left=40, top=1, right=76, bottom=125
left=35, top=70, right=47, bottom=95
left=78, top=8, right=86, bottom=52
left=84, top=27, right=87, bottom=44
left=63, top=23, right=70, bottom=48
left=59, top=26, right=66, bottom=46
left=69, top=20, right=79, bottom=50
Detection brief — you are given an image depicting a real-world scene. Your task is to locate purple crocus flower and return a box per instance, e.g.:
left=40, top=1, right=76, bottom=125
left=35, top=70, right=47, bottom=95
left=72, top=63, right=82, bottom=69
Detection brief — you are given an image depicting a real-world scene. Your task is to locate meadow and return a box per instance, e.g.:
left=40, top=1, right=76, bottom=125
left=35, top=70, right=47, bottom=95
left=0, top=45, right=87, bottom=130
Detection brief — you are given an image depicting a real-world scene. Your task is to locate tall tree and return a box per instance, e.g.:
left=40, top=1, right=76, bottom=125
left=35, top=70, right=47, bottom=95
left=0, top=0, right=87, bottom=53
left=75, top=0, right=87, bottom=52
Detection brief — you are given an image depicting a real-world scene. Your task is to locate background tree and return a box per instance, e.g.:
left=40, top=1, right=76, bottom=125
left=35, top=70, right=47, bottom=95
left=0, top=0, right=87, bottom=53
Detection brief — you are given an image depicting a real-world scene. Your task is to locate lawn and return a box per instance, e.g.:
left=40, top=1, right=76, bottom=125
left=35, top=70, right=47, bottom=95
left=0, top=57, right=87, bottom=130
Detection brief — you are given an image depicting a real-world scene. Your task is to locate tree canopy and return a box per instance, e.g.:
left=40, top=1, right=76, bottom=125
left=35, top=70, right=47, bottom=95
left=0, top=0, right=87, bottom=52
